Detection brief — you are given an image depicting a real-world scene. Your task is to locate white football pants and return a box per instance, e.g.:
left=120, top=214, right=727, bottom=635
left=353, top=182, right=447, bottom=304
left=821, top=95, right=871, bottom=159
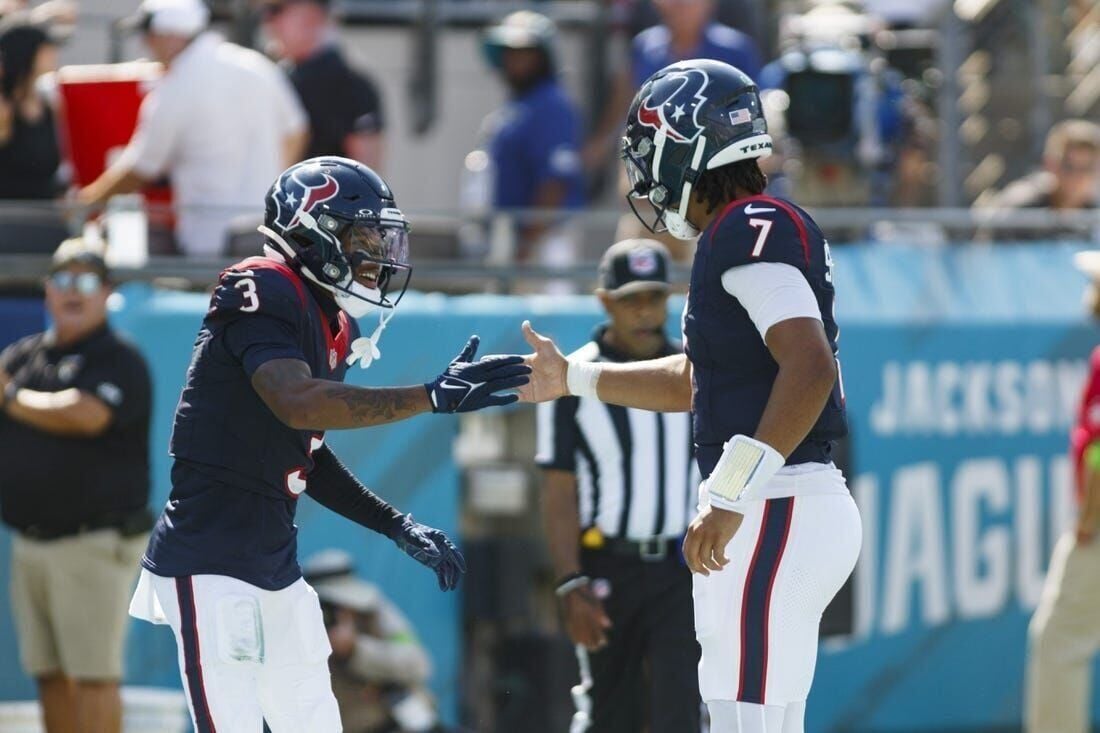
left=130, top=569, right=341, bottom=732
left=694, top=464, right=862, bottom=732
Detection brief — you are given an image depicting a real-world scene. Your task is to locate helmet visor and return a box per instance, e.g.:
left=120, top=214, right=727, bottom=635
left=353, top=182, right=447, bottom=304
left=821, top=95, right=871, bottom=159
left=341, top=223, right=412, bottom=309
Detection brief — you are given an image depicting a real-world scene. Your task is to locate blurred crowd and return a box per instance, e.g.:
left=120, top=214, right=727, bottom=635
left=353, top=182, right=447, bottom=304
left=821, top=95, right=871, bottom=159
left=0, top=0, right=1095, bottom=269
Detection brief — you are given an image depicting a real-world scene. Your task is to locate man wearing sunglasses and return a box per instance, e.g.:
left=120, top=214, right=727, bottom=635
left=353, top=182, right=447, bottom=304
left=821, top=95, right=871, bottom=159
left=0, top=238, right=153, bottom=733
left=128, top=156, right=529, bottom=732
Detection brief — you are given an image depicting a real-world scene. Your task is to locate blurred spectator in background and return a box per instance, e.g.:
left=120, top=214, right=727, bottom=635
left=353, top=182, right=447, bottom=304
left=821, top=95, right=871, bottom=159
left=260, top=0, right=385, bottom=170
left=77, top=0, right=307, bottom=257
left=977, top=119, right=1100, bottom=242
left=480, top=11, right=585, bottom=270
left=0, top=238, right=152, bottom=733
left=0, top=19, right=61, bottom=200
left=536, top=240, right=700, bottom=733
left=585, top=0, right=762, bottom=261
left=1025, top=249, right=1100, bottom=733
left=624, top=0, right=765, bottom=50
left=584, top=0, right=762, bottom=175
left=630, top=0, right=761, bottom=93
left=303, top=549, right=448, bottom=733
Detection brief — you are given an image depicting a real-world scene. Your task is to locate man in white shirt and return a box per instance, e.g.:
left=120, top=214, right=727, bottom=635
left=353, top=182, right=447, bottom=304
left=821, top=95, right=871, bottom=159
left=79, top=0, right=308, bottom=257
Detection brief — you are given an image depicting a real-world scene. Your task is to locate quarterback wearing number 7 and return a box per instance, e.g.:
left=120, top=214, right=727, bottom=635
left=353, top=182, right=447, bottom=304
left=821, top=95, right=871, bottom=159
left=518, top=60, right=861, bottom=733
left=128, top=157, right=529, bottom=732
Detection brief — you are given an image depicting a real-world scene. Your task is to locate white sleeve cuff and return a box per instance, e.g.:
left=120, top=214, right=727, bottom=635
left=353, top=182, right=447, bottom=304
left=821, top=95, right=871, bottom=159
left=721, top=262, right=822, bottom=341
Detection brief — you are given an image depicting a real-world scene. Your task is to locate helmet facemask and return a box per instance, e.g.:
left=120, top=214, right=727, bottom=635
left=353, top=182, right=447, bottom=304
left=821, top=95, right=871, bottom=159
left=621, top=128, right=709, bottom=241
left=331, top=211, right=412, bottom=316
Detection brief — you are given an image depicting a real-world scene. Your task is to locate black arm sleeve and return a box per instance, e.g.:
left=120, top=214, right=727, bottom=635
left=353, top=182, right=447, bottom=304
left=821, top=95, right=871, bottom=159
left=307, top=445, right=404, bottom=537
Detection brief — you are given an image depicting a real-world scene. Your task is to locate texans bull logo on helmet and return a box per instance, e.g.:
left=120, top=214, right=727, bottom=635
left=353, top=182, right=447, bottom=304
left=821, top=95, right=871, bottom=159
left=270, top=168, right=341, bottom=232
left=636, top=67, right=711, bottom=144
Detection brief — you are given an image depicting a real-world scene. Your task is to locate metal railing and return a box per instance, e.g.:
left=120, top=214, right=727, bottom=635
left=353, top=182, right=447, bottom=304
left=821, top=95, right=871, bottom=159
left=1, top=199, right=1098, bottom=292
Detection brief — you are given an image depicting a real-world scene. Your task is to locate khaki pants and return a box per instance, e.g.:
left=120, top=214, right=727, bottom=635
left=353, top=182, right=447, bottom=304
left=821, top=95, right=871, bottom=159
left=10, top=528, right=147, bottom=680
left=1026, top=530, right=1100, bottom=733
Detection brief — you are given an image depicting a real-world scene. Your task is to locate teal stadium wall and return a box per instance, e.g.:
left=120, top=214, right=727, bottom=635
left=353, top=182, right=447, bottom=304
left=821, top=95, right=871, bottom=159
left=0, top=242, right=1099, bottom=731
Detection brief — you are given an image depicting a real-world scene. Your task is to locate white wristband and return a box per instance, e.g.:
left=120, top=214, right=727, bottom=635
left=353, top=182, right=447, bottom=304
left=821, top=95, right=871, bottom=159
left=566, top=360, right=602, bottom=399
left=706, top=435, right=785, bottom=507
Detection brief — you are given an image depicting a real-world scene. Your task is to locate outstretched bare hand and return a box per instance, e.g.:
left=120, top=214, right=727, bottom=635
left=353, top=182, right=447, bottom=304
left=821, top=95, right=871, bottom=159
left=517, top=321, right=569, bottom=404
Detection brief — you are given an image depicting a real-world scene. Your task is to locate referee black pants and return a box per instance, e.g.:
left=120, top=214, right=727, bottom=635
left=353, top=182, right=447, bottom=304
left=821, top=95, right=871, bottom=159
left=579, top=546, right=701, bottom=733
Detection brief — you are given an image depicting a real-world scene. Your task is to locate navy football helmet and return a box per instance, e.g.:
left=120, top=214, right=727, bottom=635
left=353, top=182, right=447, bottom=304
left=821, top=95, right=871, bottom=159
left=622, top=59, right=772, bottom=239
left=260, top=157, right=411, bottom=317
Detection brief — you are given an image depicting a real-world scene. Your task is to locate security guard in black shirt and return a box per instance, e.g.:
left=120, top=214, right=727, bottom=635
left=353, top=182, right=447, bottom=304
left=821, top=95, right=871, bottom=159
left=0, top=238, right=152, bottom=733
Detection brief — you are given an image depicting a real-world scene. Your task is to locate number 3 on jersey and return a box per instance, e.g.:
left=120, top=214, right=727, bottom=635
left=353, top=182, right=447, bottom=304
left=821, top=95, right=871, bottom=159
left=236, top=277, right=259, bottom=312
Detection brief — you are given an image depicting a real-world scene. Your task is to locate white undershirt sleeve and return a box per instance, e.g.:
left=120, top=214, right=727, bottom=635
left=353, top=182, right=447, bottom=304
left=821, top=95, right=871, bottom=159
left=720, top=262, right=822, bottom=341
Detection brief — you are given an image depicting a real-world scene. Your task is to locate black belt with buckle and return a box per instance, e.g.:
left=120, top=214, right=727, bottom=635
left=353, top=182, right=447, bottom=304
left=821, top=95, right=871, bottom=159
left=20, top=507, right=154, bottom=542
left=600, top=536, right=681, bottom=562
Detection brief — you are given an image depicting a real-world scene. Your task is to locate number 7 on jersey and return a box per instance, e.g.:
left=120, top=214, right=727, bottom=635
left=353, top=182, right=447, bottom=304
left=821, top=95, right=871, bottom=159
left=748, top=218, right=773, bottom=257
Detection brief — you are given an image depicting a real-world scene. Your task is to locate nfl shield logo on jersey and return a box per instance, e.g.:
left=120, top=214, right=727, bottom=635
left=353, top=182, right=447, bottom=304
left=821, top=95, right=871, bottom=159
left=329, top=348, right=338, bottom=371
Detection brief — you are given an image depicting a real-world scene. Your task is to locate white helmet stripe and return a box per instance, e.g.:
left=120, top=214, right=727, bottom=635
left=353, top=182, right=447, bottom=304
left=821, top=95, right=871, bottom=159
left=677, top=135, right=709, bottom=223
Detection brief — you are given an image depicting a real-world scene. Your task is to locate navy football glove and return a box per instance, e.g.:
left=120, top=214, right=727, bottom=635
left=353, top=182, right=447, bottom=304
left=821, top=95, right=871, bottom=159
left=388, top=515, right=467, bottom=591
left=425, top=335, right=530, bottom=413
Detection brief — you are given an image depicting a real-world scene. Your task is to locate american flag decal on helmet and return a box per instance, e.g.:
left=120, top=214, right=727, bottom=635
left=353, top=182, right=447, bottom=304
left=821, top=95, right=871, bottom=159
left=729, top=108, right=752, bottom=126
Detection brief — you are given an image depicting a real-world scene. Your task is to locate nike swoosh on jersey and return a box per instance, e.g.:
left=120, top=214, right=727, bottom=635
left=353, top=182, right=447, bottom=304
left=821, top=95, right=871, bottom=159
left=743, top=204, right=777, bottom=215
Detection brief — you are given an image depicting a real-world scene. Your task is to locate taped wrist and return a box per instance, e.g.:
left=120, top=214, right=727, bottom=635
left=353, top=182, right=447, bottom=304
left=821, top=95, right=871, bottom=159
left=706, top=435, right=785, bottom=509
left=566, top=360, right=602, bottom=399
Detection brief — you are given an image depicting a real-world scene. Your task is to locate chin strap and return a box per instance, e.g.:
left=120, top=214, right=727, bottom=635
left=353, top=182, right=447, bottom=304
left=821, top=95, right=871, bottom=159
left=346, top=308, right=396, bottom=369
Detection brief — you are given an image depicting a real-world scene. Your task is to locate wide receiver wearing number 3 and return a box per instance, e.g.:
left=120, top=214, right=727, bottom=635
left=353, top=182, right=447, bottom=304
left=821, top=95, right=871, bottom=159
left=128, top=157, right=529, bottom=732
left=519, top=60, right=861, bottom=733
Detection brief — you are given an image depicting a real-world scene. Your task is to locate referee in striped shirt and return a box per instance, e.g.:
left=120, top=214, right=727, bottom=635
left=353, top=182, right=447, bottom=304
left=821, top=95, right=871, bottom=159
left=536, top=239, right=700, bottom=733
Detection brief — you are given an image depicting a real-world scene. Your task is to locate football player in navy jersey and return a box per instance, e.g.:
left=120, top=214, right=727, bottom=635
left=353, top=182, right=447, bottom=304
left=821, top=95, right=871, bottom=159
left=128, top=156, right=529, bottom=733
left=518, top=60, right=861, bottom=733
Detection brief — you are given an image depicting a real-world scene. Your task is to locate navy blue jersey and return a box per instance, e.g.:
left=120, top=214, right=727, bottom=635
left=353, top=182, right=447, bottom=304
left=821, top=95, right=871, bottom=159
left=684, top=195, right=847, bottom=478
left=143, top=256, right=359, bottom=589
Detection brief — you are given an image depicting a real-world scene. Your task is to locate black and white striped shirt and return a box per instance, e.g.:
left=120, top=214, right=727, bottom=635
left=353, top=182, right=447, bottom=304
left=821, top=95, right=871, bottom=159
left=535, top=331, right=697, bottom=541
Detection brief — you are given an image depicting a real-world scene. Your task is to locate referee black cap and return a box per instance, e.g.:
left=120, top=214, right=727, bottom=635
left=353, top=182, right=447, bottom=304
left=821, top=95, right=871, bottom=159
left=597, top=239, right=671, bottom=297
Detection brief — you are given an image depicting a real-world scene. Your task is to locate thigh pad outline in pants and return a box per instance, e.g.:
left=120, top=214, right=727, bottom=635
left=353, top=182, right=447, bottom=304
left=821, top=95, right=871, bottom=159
left=695, top=493, right=861, bottom=707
